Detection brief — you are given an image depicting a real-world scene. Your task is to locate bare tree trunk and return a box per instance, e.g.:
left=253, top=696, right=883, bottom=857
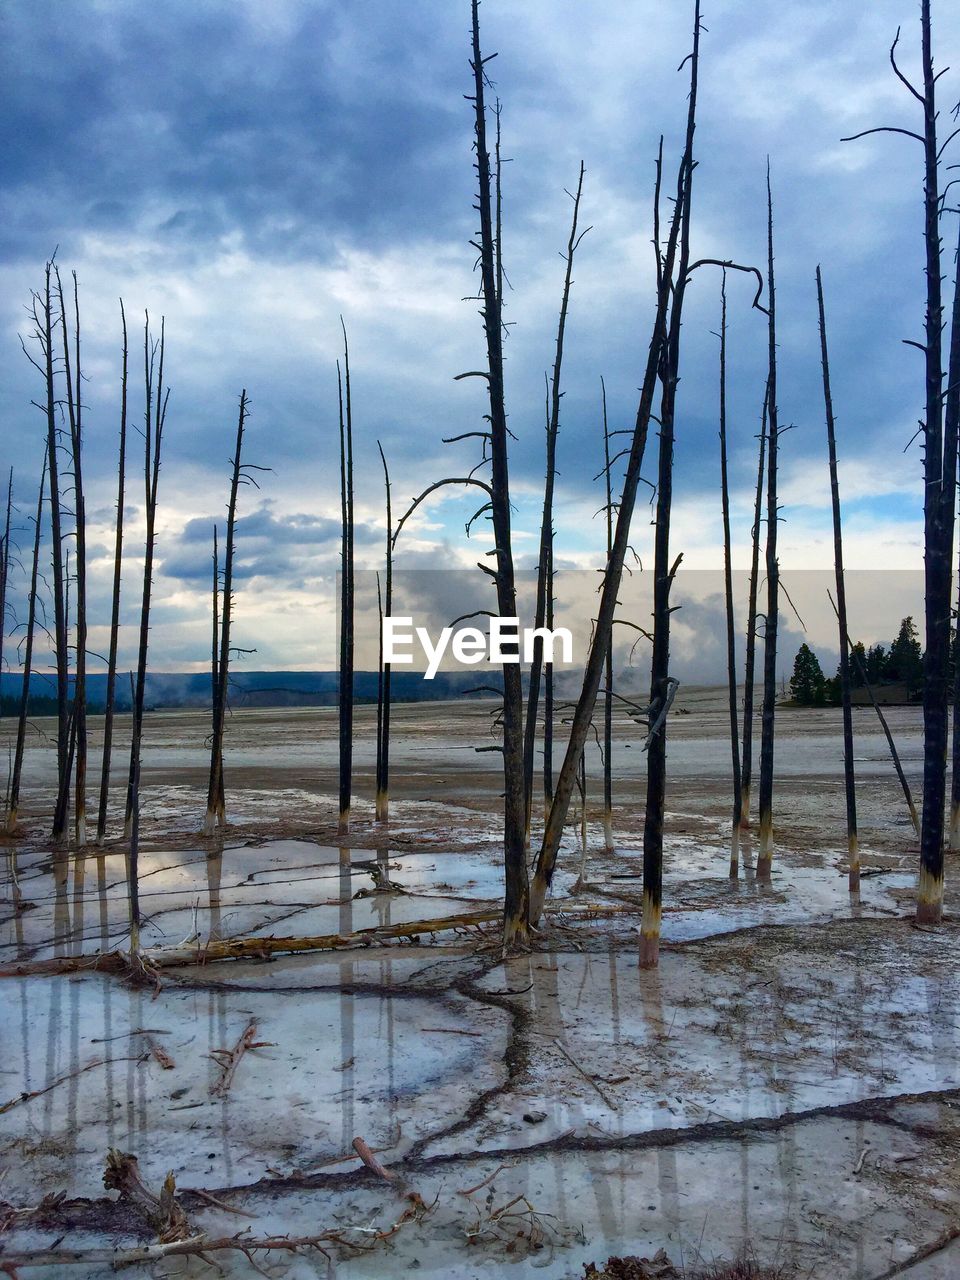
left=718, top=274, right=742, bottom=878
left=639, top=4, right=701, bottom=970
left=916, top=0, right=952, bottom=922
left=375, top=442, right=392, bottom=824
left=817, top=265, right=859, bottom=891
left=7, top=454, right=45, bottom=833
left=337, top=326, right=355, bottom=836
left=125, top=314, right=167, bottom=840
left=530, top=38, right=695, bottom=927
left=740, top=383, right=768, bottom=828
left=942, top=223, right=960, bottom=846
left=32, top=265, right=70, bottom=843
left=57, top=269, right=88, bottom=847
left=204, top=394, right=248, bottom=836
left=756, top=168, right=780, bottom=883
left=96, top=301, right=128, bottom=846
left=601, top=378, right=615, bottom=853
left=127, top=671, right=141, bottom=955
left=470, top=0, right=528, bottom=947
left=0, top=469, right=12, bottom=735
left=522, top=162, right=587, bottom=846
left=209, top=525, right=224, bottom=825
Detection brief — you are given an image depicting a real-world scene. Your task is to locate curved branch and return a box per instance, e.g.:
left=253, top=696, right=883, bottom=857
left=685, top=259, right=768, bottom=314
left=393, top=477, right=493, bottom=545
left=840, top=126, right=925, bottom=145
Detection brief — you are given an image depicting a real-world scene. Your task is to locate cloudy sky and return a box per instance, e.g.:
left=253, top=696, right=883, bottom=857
left=0, top=0, right=955, bottom=678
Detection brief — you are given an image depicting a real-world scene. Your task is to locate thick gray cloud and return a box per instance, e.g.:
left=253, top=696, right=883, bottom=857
left=0, top=0, right=956, bottom=670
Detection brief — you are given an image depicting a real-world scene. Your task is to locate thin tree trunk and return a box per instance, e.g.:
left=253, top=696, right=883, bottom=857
left=127, top=671, right=141, bottom=955
left=718, top=273, right=742, bottom=878
left=209, top=524, right=225, bottom=825
left=817, top=265, right=859, bottom=891
left=204, top=394, right=248, bottom=836
left=601, top=378, right=615, bottom=853
left=375, top=442, right=392, bottom=824
left=530, top=38, right=695, bottom=928
left=640, top=3, right=701, bottom=970
left=337, top=325, right=355, bottom=837
left=7, top=454, right=45, bottom=833
left=36, top=265, right=70, bottom=843
left=942, top=221, right=960, bottom=847
left=470, top=0, right=527, bottom=947
left=522, top=162, right=586, bottom=846
left=917, top=0, right=952, bottom=923
left=756, top=167, right=780, bottom=883
left=58, top=269, right=87, bottom=847
left=96, top=301, right=128, bottom=846
left=125, top=315, right=167, bottom=839
left=740, top=383, right=768, bottom=828
left=0, top=469, right=12, bottom=734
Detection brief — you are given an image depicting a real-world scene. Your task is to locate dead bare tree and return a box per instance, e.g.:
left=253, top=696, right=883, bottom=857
left=124, top=314, right=167, bottom=840
left=639, top=4, right=703, bottom=968
left=522, top=161, right=588, bottom=844
left=843, top=3, right=957, bottom=921
left=375, top=442, right=392, bottom=824
left=740, top=383, right=767, bottom=828
left=337, top=325, right=355, bottom=837
left=0, top=468, right=12, bottom=728
left=204, top=393, right=249, bottom=836
left=601, top=378, right=615, bottom=852
left=529, top=24, right=694, bottom=928
left=95, top=301, right=128, bottom=846
left=56, top=267, right=88, bottom=846
left=756, top=166, right=781, bottom=883
left=942, top=223, right=960, bottom=845
left=209, top=524, right=224, bottom=821
left=468, top=0, right=527, bottom=945
left=817, top=265, right=859, bottom=891
left=21, top=264, right=70, bottom=842
left=717, top=273, right=742, bottom=878
left=7, top=454, right=45, bottom=833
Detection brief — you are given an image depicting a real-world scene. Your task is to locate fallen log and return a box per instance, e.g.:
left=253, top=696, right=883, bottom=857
left=0, top=903, right=637, bottom=977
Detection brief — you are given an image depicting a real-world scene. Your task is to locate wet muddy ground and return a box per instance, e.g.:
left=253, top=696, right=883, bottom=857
left=1, top=695, right=959, bottom=1276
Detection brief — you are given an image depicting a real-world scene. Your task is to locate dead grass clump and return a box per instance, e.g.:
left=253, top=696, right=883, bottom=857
left=583, top=1256, right=790, bottom=1280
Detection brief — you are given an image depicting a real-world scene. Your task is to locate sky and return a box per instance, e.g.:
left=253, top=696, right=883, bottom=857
left=0, top=0, right=956, bottom=680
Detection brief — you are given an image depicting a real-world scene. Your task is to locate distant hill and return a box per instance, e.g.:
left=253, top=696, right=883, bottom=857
left=0, top=669, right=511, bottom=712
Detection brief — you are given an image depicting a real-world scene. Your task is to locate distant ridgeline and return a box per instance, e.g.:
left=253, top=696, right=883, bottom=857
left=0, top=670, right=510, bottom=713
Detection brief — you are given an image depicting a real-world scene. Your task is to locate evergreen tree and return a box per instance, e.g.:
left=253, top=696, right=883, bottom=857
left=849, top=640, right=867, bottom=688
left=865, top=643, right=887, bottom=685
left=886, top=616, right=923, bottom=691
left=790, top=643, right=826, bottom=706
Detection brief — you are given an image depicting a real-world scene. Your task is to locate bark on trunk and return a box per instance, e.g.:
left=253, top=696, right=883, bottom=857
left=96, top=302, right=128, bottom=846
left=204, top=395, right=247, bottom=836
left=756, top=169, right=780, bottom=883
left=817, top=266, right=859, bottom=891
left=58, top=270, right=87, bottom=847
left=917, top=0, right=952, bottom=923
left=470, top=0, right=528, bottom=947
left=125, top=315, right=167, bottom=840
left=740, top=383, right=768, bottom=828
left=337, top=329, right=355, bottom=837
left=522, top=162, right=586, bottom=846
left=718, top=274, right=742, bottom=878
left=7, top=455, right=45, bottom=833
left=640, top=4, right=701, bottom=969
left=375, top=442, right=392, bottom=824
left=529, top=97, right=692, bottom=928
left=602, top=378, right=615, bottom=853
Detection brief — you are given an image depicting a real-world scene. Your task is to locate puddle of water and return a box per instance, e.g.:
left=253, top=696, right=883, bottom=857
left=0, top=967, right=510, bottom=1203
left=1, top=842, right=505, bottom=963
